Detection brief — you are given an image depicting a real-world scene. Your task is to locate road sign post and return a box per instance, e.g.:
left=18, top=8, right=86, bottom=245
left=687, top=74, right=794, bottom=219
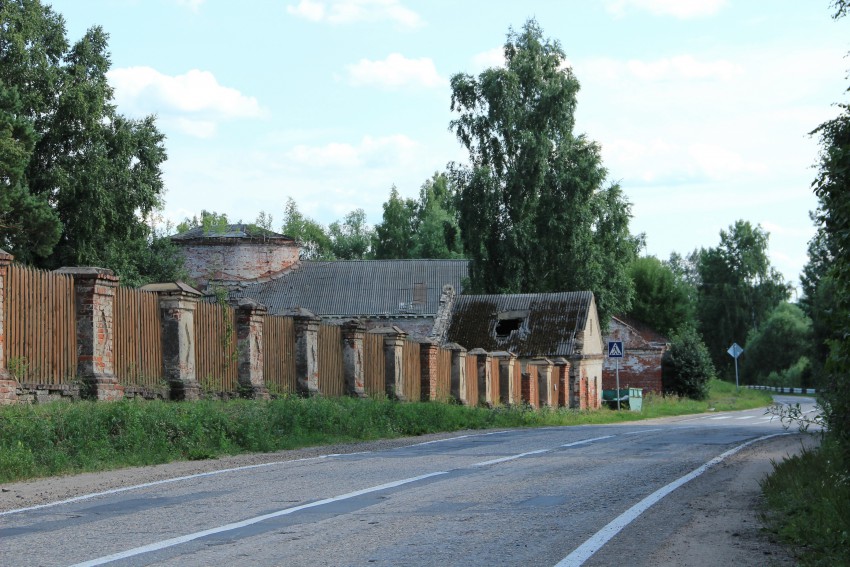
left=727, top=342, right=744, bottom=391
left=608, top=341, right=624, bottom=410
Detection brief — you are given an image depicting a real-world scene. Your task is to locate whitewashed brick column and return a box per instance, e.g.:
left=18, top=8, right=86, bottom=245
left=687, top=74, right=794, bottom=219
left=236, top=299, right=268, bottom=399
left=341, top=320, right=367, bottom=398
left=286, top=307, right=321, bottom=396
left=492, top=351, right=518, bottom=405
left=370, top=326, right=408, bottom=400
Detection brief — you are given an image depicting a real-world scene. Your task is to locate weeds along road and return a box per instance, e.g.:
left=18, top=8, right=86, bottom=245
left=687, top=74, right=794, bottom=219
left=0, top=396, right=817, bottom=567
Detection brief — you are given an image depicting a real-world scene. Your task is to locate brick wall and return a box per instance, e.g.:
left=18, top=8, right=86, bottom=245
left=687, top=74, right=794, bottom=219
left=178, top=240, right=299, bottom=289
left=602, top=317, right=667, bottom=393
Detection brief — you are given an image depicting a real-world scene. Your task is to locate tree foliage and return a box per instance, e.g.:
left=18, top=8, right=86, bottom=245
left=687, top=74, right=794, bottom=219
left=0, top=0, right=179, bottom=285
left=742, top=303, right=813, bottom=387
left=662, top=326, right=715, bottom=400
left=328, top=208, right=373, bottom=260
left=694, top=220, right=790, bottom=377
left=449, top=19, right=640, bottom=323
left=280, top=198, right=334, bottom=260
left=627, top=256, right=695, bottom=336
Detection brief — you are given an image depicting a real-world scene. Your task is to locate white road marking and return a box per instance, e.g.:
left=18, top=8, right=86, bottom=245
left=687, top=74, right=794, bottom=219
left=624, top=429, right=664, bottom=435
left=0, top=431, right=508, bottom=518
left=473, top=435, right=614, bottom=467
left=734, top=416, right=755, bottom=420
left=554, top=433, right=789, bottom=567
left=68, top=471, right=449, bottom=567
left=708, top=416, right=732, bottom=420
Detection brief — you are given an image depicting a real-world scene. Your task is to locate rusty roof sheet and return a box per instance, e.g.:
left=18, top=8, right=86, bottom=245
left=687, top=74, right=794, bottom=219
left=171, top=224, right=293, bottom=241
left=446, top=291, right=594, bottom=357
left=233, top=259, right=468, bottom=318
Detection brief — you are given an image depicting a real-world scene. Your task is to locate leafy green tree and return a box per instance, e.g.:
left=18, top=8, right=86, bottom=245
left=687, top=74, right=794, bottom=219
left=662, top=326, right=716, bottom=400
left=329, top=208, right=373, bottom=260
left=280, top=198, right=333, bottom=260
left=628, top=256, right=695, bottom=336
left=176, top=210, right=231, bottom=235
left=809, top=6, right=850, bottom=459
left=413, top=173, right=463, bottom=259
left=449, top=19, right=640, bottom=323
left=695, top=220, right=790, bottom=377
left=373, top=186, right=417, bottom=259
left=0, top=0, right=176, bottom=284
left=741, top=303, right=814, bottom=387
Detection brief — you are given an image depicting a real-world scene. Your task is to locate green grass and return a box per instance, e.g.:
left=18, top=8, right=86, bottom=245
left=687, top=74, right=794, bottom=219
left=761, top=439, right=850, bottom=567
left=0, top=379, right=772, bottom=483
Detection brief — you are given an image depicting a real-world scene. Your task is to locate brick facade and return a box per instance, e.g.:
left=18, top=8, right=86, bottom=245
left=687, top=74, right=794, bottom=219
left=602, top=317, right=669, bottom=393
left=177, top=238, right=299, bottom=290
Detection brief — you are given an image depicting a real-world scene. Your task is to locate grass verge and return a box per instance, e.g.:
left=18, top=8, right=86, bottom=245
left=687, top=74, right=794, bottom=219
left=761, top=439, right=850, bottom=567
left=0, top=379, right=772, bottom=483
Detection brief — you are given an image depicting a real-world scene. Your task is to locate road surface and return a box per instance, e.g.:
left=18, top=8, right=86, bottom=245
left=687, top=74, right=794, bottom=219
left=0, top=396, right=818, bottom=566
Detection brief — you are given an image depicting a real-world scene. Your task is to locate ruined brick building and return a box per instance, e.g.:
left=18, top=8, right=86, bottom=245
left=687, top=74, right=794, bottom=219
left=601, top=316, right=669, bottom=393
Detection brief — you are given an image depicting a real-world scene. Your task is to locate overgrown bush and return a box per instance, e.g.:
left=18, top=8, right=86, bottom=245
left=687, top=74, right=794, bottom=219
left=662, top=326, right=716, bottom=400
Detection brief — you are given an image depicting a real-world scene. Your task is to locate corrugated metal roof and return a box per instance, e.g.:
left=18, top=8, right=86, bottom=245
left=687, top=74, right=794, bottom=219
left=233, top=259, right=469, bottom=317
left=171, top=224, right=293, bottom=241
left=447, top=291, right=594, bottom=357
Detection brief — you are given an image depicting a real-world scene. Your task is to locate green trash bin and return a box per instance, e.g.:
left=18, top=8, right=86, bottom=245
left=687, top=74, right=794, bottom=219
left=628, top=387, right=643, bottom=412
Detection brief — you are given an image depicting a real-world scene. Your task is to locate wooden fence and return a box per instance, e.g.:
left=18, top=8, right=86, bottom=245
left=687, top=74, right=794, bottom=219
left=194, top=301, right=238, bottom=393
left=263, top=315, right=296, bottom=395
left=465, top=353, right=478, bottom=407
left=318, top=324, right=344, bottom=397
left=113, top=287, right=162, bottom=387
left=363, top=333, right=386, bottom=397
left=402, top=339, right=421, bottom=402
left=4, top=264, right=76, bottom=384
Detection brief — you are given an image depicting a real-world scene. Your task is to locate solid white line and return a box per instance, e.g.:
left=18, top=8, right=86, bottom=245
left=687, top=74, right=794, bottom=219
left=708, top=416, right=731, bottom=420
left=735, top=416, right=755, bottom=420
left=623, top=429, right=663, bottom=435
left=68, top=471, right=448, bottom=567
left=1, top=431, right=508, bottom=518
left=554, top=433, right=789, bottom=567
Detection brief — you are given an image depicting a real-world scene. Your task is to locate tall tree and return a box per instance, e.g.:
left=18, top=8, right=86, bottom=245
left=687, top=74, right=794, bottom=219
left=0, top=0, right=176, bottom=285
left=628, top=256, right=696, bottom=336
left=328, top=208, right=373, bottom=260
left=372, top=186, right=417, bottom=259
left=449, top=19, right=639, bottom=323
left=280, top=198, right=333, bottom=260
left=695, top=220, right=790, bottom=376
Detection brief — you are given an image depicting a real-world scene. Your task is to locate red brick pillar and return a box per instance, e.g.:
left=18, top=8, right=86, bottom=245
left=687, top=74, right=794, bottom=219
left=0, top=249, right=18, bottom=404
left=492, top=351, right=518, bottom=405
left=553, top=358, right=571, bottom=407
left=532, top=358, right=556, bottom=408
left=143, top=282, right=202, bottom=400
left=370, top=326, right=408, bottom=400
left=468, top=348, right=493, bottom=407
left=418, top=338, right=439, bottom=401
left=236, top=299, right=268, bottom=399
left=520, top=361, right=539, bottom=409
left=341, top=320, right=366, bottom=398
left=55, top=267, right=123, bottom=401
left=286, top=307, right=321, bottom=397
left=443, top=343, right=468, bottom=405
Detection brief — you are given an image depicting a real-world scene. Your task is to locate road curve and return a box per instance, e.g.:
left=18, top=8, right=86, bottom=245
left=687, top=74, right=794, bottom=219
left=0, top=396, right=817, bottom=566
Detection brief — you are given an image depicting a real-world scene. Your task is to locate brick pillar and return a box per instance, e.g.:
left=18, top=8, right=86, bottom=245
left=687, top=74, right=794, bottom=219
left=144, top=282, right=202, bottom=400
left=578, top=367, right=589, bottom=410
left=55, top=267, right=123, bottom=401
left=236, top=299, right=268, bottom=399
left=553, top=357, right=571, bottom=407
left=370, top=326, right=408, bottom=400
left=468, top=348, right=493, bottom=407
left=0, top=249, right=18, bottom=404
left=286, top=307, right=321, bottom=396
left=520, top=361, right=539, bottom=409
left=341, top=319, right=366, bottom=398
left=442, top=343, right=467, bottom=404
left=418, top=338, right=439, bottom=401
left=492, top=351, right=518, bottom=405
left=531, top=358, right=555, bottom=408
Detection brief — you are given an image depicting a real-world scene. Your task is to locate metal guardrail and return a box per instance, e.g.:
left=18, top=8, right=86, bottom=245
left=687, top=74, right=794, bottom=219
left=745, top=385, right=817, bottom=394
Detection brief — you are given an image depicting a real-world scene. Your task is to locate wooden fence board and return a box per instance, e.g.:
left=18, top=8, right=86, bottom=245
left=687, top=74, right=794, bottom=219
left=5, top=265, right=76, bottom=383
left=465, top=353, right=478, bottom=407
left=194, top=301, right=238, bottom=393
left=263, top=315, right=296, bottom=395
left=318, top=324, right=344, bottom=397
left=436, top=347, right=452, bottom=402
left=402, top=339, right=420, bottom=402
left=113, top=287, right=162, bottom=387
left=364, top=333, right=385, bottom=397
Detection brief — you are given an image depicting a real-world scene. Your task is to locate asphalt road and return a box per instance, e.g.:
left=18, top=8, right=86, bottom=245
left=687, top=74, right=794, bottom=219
left=0, top=396, right=818, bottom=567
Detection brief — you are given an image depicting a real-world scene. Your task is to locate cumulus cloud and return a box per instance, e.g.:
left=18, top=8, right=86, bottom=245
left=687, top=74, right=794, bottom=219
left=286, top=0, right=422, bottom=27
left=286, top=135, right=418, bottom=168
left=581, top=55, right=742, bottom=83
left=606, top=0, right=726, bottom=19
left=471, top=47, right=505, bottom=71
left=346, top=54, right=445, bottom=88
left=108, top=67, right=264, bottom=137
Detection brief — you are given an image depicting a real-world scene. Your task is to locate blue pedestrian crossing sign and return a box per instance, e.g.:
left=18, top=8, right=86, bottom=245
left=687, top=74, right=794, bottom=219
left=607, top=341, right=624, bottom=358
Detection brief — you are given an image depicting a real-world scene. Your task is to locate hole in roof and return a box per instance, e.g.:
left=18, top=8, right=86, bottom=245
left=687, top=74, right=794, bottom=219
left=495, top=318, right=523, bottom=338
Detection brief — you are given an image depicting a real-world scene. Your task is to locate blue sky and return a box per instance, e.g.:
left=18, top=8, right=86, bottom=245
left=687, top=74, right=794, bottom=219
left=50, top=0, right=849, bottom=290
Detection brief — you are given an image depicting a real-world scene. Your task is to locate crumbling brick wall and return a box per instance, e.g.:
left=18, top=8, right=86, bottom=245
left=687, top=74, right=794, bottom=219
left=178, top=240, right=299, bottom=290
left=602, top=317, right=668, bottom=393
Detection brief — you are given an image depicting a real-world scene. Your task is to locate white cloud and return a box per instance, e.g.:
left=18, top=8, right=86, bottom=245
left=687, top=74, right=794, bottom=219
left=286, top=0, right=423, bottom=27
left=108, top=67, right=264, bottom=138
left=174, top=0, right=204, bottom=11
left=471, top=47, right=505, bottom=71
left=346, top=54, right=446, bottom=88
left=606, top=0, right=726, bottom=19
left=582, top=55, right=742, bottom=83
left=286, top=135, right=418, bottom=168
